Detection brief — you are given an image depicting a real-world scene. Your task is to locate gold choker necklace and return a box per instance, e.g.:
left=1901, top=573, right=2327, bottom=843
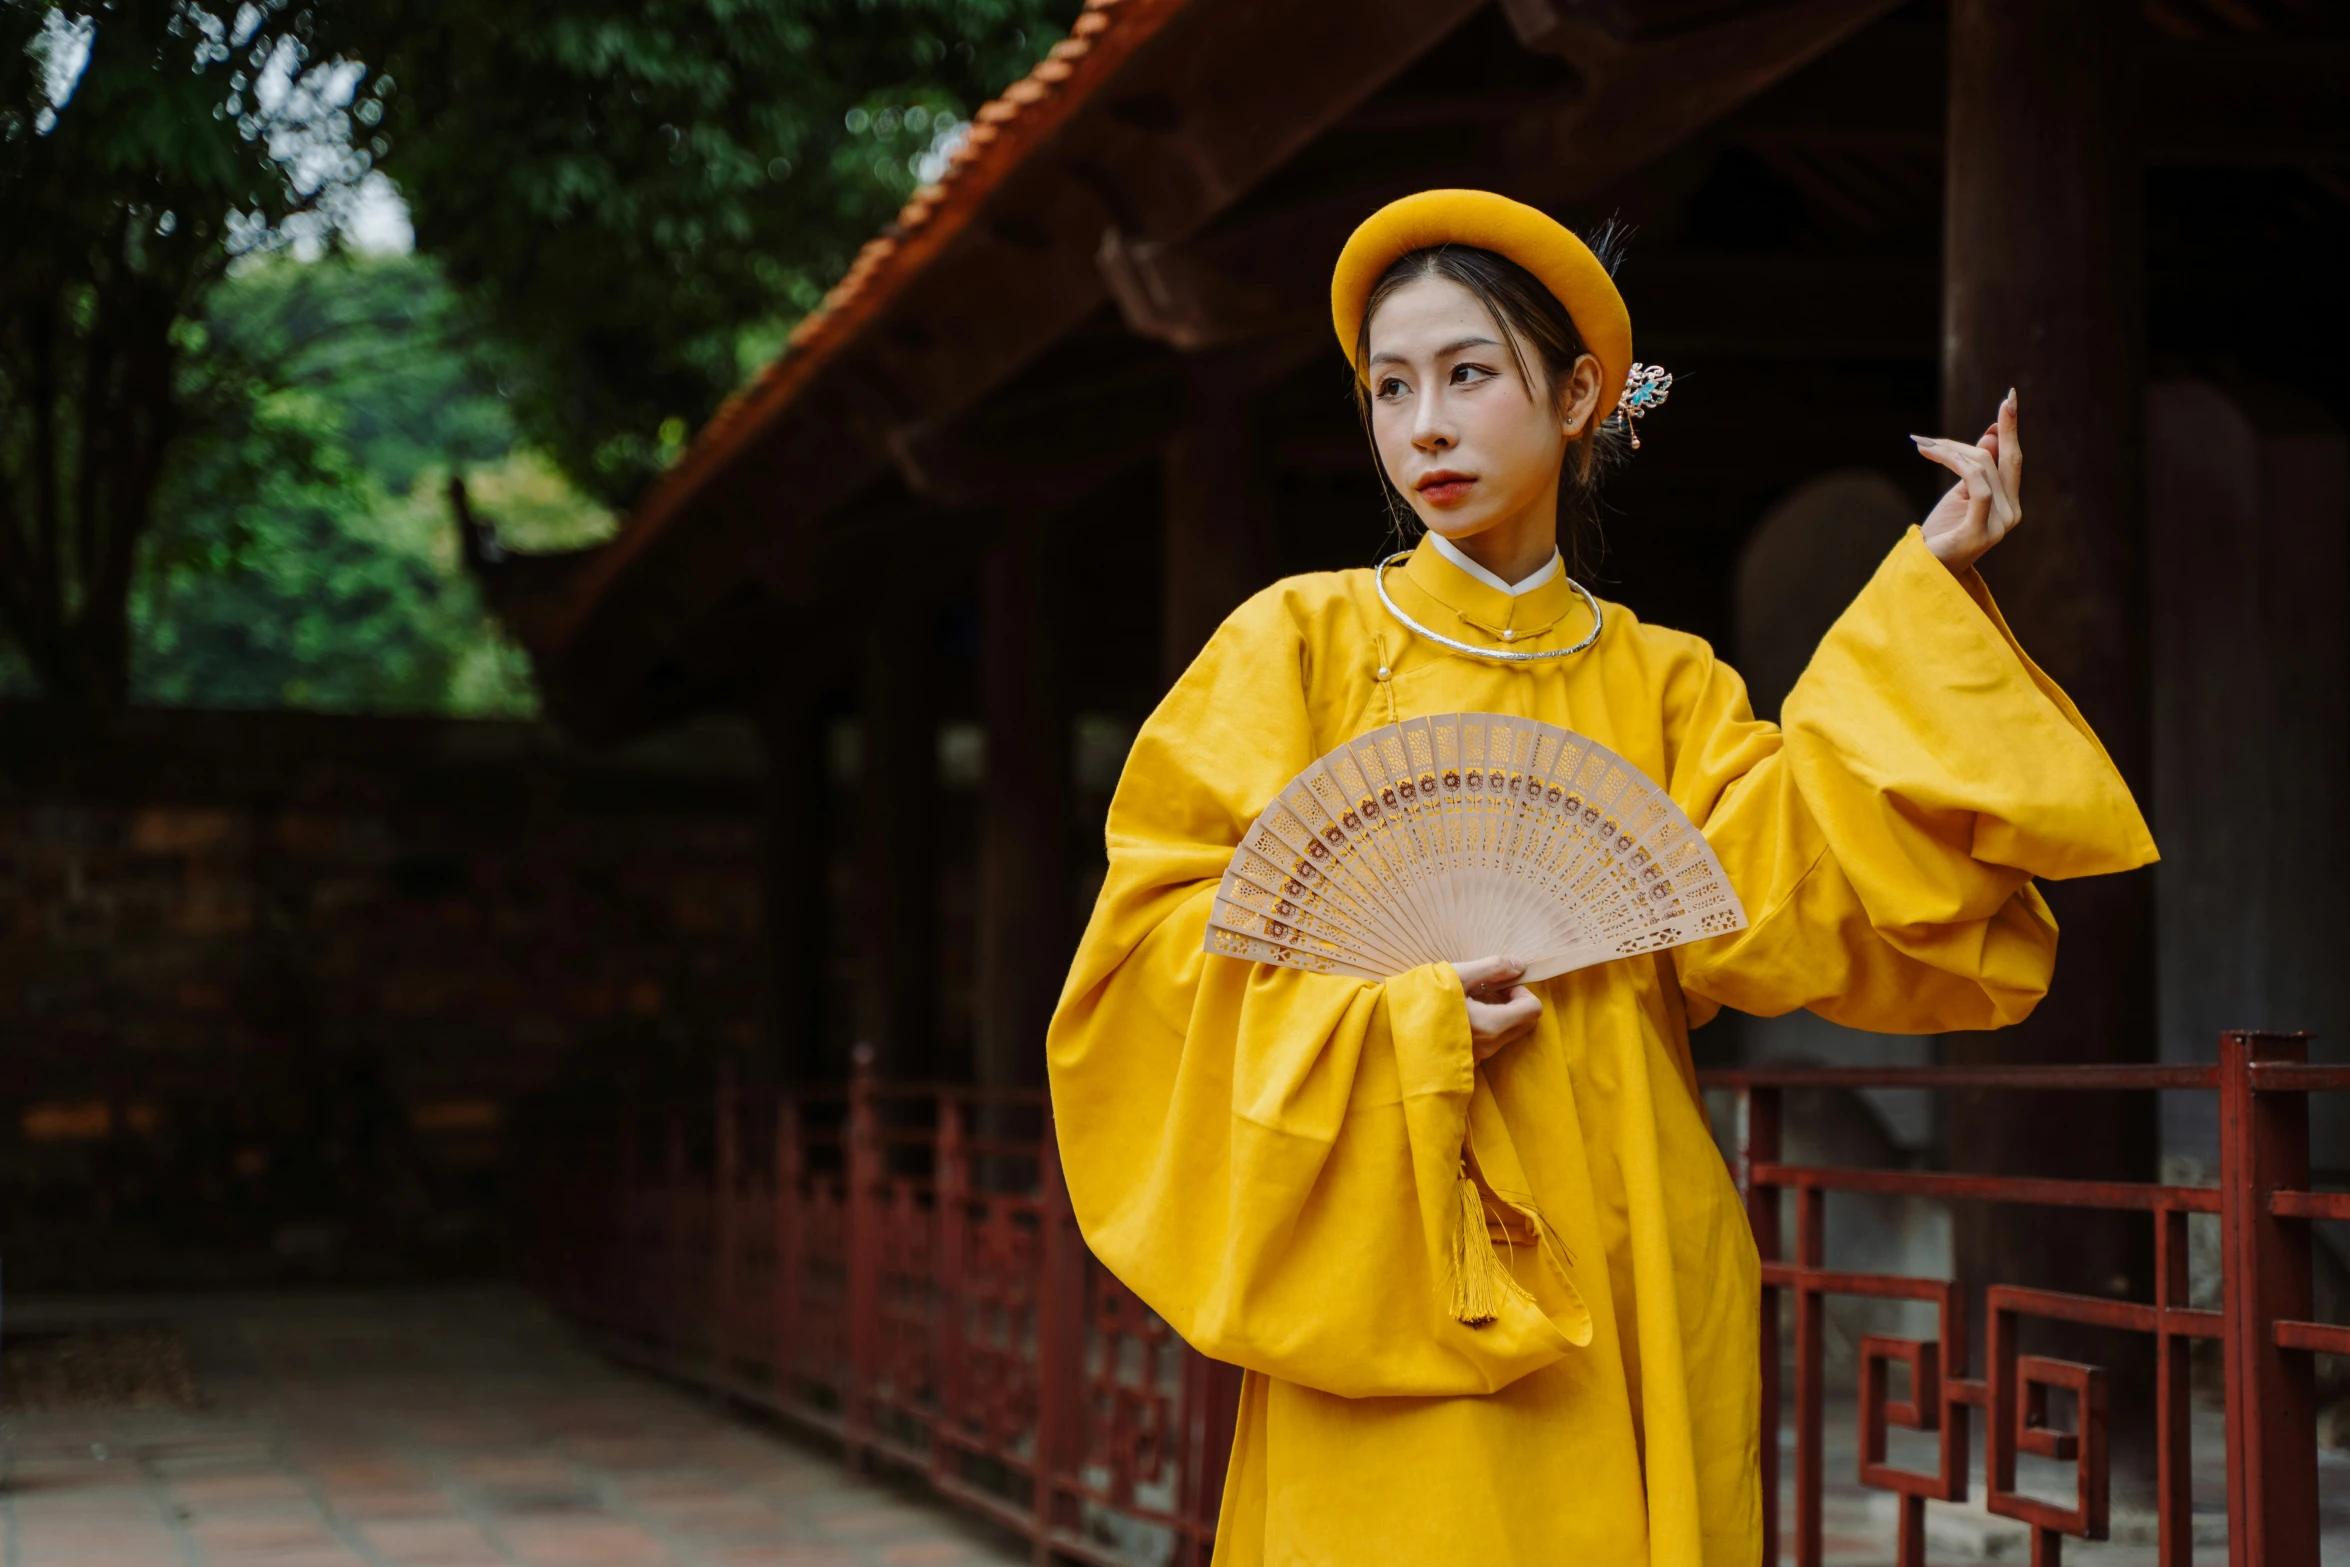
left=1373, top=552, right=1604, bottom=663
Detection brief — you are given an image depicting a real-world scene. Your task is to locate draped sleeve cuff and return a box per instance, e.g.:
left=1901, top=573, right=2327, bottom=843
left=1781, top=527, right=2159, bottom=889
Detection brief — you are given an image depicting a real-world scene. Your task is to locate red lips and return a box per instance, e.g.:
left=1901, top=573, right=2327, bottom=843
left=1415, top=469, right=1476, bottom=507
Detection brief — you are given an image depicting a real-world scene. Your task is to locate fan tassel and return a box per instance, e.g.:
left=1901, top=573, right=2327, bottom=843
left=1448, top=1166, right=1536, bottom=1328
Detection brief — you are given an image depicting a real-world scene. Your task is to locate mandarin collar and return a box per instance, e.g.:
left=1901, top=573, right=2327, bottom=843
left=1392, top=532, right=1595, bottom=648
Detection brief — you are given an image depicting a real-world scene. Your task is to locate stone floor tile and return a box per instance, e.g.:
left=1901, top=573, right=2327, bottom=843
left=187, top=1519, right=346, bottom=1554
left=321, top=1487, right=463, bottom=1520
left=168, top=1472, right=313, bottom=1504
left=875, top=1544, right=987, bottom=1566
left=0, top=1291, right=1029, bottom=1567
left=701, top=1547, right=862, bottom=1567
left=356, top=1517, right=501, bottom=1553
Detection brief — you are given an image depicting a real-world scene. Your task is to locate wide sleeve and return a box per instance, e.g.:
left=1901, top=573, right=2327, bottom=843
left=1669, top=527, right=2159, bottom=1032
left=1047, top=588, right=1588, bottom=1400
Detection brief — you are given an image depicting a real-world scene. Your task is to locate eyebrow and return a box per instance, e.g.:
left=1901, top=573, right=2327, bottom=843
left=1367, top=335, right=1504, bottom=369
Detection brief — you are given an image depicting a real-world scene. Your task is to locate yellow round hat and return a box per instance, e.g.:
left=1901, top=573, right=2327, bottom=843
left=1331, top=189, right=1632, bottom=421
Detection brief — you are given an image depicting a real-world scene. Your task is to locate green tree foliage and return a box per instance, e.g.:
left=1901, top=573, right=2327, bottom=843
left=0, top=0, right=385, bottom=700
left=131, top=251, right=611, bottom=715
left=2, top=0, right=1069, bottom=707
left=367, top=0, right=1075, bottom=506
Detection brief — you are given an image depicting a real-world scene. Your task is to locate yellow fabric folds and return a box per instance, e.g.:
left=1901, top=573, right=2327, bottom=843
left=1047, top=527, right=2156, bottom=1566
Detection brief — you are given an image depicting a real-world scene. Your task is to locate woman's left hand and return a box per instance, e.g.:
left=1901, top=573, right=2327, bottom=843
left=1913, top=388, right=2022, bottom=574
left=1453, top=955, right=1541, bottom=1061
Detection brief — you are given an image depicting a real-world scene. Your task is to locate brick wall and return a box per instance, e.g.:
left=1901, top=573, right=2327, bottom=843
left=0, top=704, right=766, bottom=1289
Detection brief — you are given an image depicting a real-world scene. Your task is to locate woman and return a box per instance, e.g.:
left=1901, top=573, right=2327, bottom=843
left=1046, top=190, right=2155, bottom=1566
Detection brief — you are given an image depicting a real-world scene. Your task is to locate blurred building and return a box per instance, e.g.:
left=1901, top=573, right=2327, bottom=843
left=485, top=0, right=2346, bottom=1135
left=457, top=0, right=2350, bottom=1405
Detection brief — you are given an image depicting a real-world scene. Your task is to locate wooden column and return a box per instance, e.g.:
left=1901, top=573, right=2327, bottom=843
left=755, top=650, right=827, bottom=1085
left=856, top=614, right=940, bottom=1080
left=975, top=515, right=1070, bottom=1088
left=1162, top=350, right=1280, bottom=685
left=1938, top=0, right=2158, bottom=1495
left=2149, top=382, right=2350, bottom=1164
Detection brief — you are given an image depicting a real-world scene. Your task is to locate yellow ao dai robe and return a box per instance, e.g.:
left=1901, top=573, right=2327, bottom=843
left=1046, top=529, right=2156, bottom=1566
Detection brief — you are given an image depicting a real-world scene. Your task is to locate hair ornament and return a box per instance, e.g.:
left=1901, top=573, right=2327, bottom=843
left=1609, top=363, right=1672, bottom=450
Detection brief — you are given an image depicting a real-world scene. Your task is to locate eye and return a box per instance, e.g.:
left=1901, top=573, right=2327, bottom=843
left=1451, top=362, right=1496, bottom=385
left=1375, top=375, right=1408, bottom=400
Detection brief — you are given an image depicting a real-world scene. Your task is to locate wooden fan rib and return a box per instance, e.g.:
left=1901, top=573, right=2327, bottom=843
left=1202, top=712, right=1751, bottom=988
left=1320, top=744, right=1437, bottom=960
left=1396, top=716, right=1462, bottom=959
left=1490, top=718, right=1580, bottom=956
left=1207, top=896, right=1385, bottom=973
left=1205, top=922, right=1388, bottom=981
left=1300, top=758, right=1447, bottom=964
left=1342, top=738, right=1454, bottom=963
left=1241, top=811, right=1424, bottom=966
left=1216, top=873, right=1401, bottom=972
left=1353, top=728, right=1438, bottom=963
left=1280, top=769, right=1438, bottom=963
left=1220, top=860, right=1417, bottom=974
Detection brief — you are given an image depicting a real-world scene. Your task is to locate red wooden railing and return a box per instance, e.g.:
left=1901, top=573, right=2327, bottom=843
left=529, top=1030, right=2344, bottom=1567
left=1718, top=1031, right=2346, bottom=1567
left=528, top=1059, right=1242, bottom=1566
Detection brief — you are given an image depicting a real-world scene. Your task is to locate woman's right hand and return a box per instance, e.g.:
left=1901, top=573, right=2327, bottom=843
left=1453, top=955, right=1541, bottom=1060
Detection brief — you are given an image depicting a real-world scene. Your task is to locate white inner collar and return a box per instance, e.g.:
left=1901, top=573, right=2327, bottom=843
left=1427, top=531, right=1562, bottom=597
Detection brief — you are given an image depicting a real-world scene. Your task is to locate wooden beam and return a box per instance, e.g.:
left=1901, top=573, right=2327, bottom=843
left=1096, top=0, right=1901, bottom=351
left=1492, top=0, right=1903, bottom=198
left=1503, top=0, right=1810, bottom=50
left=886, top=354, right=1185, bottom=508
left=1099, top=6, right=2350, bottom=366
left=1723, top=27, right=2350, bottom=166
left=1631, top=254, right=1937, bottom=360
left=1099, top=183, right=1439, bottom=349
left=2145, top=37, right=2350, bottom=165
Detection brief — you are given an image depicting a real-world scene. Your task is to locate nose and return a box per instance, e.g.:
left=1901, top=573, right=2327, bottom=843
left=1411, top=391, right=1454, bottom=454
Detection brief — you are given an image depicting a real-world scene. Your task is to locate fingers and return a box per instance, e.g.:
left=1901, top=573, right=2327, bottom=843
left=1909, top=434, right=1974, bottom=481
left=1998, top=387, right=2022, bottom=508
left=1913, top=435, right=2011, bottom=514
left=1453, top=954, right=1526, bottom=997
left=1458, top=954, right=1537, bottom=1061
left=1960, top=391, right=2023, bottom=525
left=1466, top=985, right=1543, bottom=1060
left=1911, top=438, right=1990, bottom=534
left=1465, top=988, right=1539, bottom=1031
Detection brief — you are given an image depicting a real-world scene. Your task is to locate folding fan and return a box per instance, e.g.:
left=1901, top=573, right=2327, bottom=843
left=1204, top=712, right=1748, bottom=984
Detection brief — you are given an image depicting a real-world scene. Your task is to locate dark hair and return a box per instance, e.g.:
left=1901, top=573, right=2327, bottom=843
left=1353, top=226, right=1629, bottom=576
